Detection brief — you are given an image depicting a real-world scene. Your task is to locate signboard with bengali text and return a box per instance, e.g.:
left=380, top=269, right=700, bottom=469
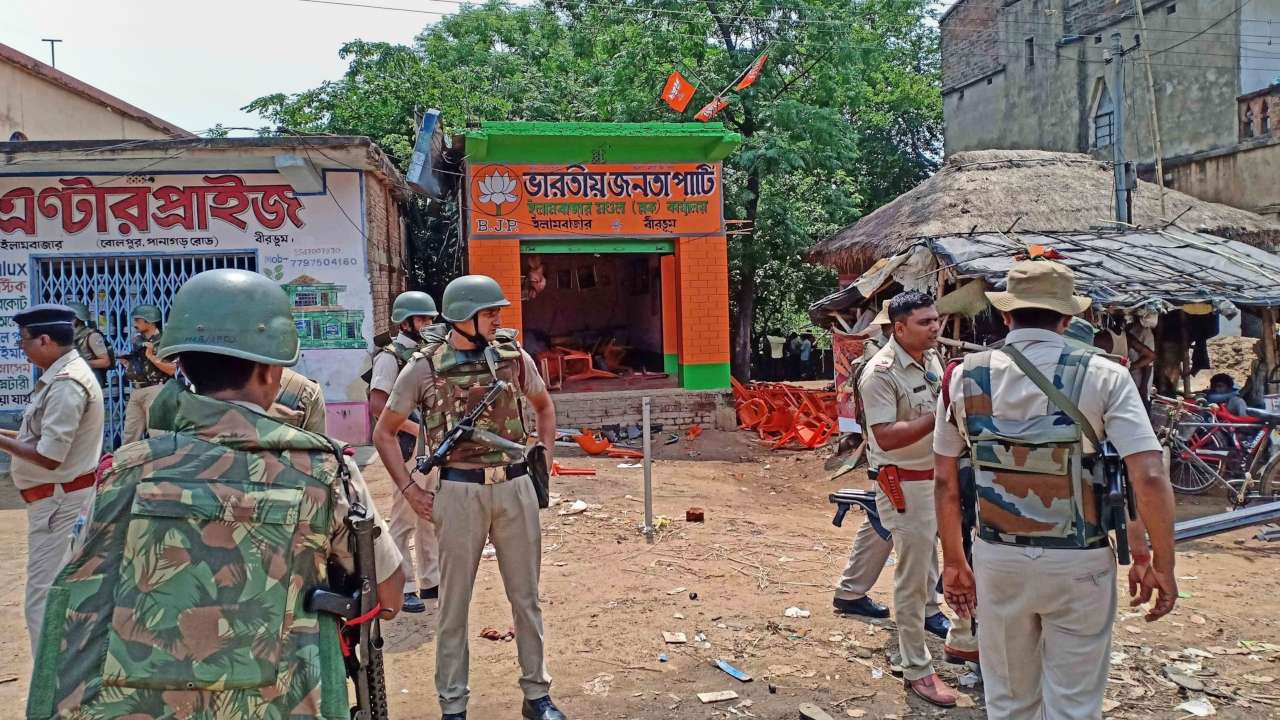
left=467, top=162, right=724, bottom=239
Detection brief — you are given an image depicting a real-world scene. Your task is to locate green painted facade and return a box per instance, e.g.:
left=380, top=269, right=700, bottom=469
left=663, top=353, right=679, bottom=377
left=679, top=362, right=731, bottom=390
left=520, top=239, right=675, bottom=254
left=465, top=121, right=742, bottom=164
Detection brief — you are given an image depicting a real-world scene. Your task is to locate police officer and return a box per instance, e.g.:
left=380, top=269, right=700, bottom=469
left=935, top=260, right=1177, bottom=720
left=119, top=304, right=175, bottom=442
left=0, top=305, right=104, bottom=656
left=273, top=367, right=328, bottom=434
left=67, top=303, right=112, bottom=388
left=859, top=291, right=959, bottom=707
left=368, top=290, right=441, bottom=614
left=30, top=269, right=405, bottom=718
left=373, top=275, right=564, bottom=720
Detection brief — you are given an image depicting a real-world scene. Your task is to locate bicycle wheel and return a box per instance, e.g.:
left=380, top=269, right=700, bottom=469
left=1168, top=436, right=1227, bottom=495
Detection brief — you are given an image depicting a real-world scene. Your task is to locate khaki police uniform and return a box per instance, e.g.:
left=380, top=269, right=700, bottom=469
left=12, top=349, right=104, bottom=654
left=387, top=344, right=550, bottom=715
left=859, top=336, right=947, bottom=682
left=935, top=328, right=1160, bottom=720
left=370, top=332, right=440, bottom=596
left=122, top=329, right=166, bottom=444
left=270, top=367, right=328, bottom=434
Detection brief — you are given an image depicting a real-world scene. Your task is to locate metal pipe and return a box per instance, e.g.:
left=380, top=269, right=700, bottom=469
left=642, top=396, right=654, bottom=544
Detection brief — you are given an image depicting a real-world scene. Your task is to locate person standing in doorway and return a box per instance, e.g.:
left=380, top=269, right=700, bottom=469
left=859, top=291, right=960, bottom=707
left=67, top=303, right=112, bottom=389
left=369, top=290, right=442, bottom=615
left=119, top=304, right=175, bottom=443
left=373, top=275, right=565, bottom=720
left=0, top=305, right=104, bottom=656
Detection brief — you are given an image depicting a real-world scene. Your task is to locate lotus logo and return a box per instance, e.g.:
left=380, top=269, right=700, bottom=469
left=475, top=168, right=520, bottom=216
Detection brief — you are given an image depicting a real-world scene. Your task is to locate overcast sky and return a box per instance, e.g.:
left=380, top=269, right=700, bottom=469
left=3, top=0, right=462, bottom=135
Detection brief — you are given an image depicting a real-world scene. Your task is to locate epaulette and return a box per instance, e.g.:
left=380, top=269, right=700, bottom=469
left=870, top=356, right=893, bottom=372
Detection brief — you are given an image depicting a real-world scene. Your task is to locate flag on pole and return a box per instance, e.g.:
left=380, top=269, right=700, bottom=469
left=661, top=70, right=697, bottom=112
left=694, top=96, right=729, bottom=122
left=733, top=53, right=769, bottom=91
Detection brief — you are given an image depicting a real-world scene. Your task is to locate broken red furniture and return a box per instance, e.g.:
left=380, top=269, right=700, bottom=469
left=730, top=379, right=839, bottom=451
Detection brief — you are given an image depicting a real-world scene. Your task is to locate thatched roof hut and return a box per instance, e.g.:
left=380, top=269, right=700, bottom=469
left=808, top=149, right=1280, bottom=277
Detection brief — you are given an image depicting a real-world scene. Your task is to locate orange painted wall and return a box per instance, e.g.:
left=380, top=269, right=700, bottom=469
left=674, top=235, right=730, bottom=366
left=660, top=254, right=678, bottom=355
left=467, top=239, right=523, bottom=338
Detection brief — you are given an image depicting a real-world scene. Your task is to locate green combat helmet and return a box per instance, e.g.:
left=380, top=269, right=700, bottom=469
left=66, top=302, right=91, bottom=324
left=391, top=290, right=438, bottom=324
left=130, top=304, right=163, bottom=325
left=440, top=274, right=511, bottom=323
left=157, top=268, right=300, bottom=365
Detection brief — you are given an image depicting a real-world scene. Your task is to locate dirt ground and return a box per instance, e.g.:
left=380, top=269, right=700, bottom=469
left=1, top=429, right=1278, bottom=719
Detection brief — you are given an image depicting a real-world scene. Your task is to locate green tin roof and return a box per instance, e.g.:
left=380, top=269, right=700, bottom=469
left=464, top=121, right=742, bottom=164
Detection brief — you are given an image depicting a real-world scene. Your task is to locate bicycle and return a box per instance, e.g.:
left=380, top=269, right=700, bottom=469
left=1152, top=394, right=1280, bottom=507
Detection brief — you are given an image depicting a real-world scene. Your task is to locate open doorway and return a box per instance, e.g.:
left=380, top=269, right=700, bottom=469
left=520, top=252, right=674, bottom=393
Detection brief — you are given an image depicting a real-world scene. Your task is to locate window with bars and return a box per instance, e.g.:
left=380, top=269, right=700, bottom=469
left=1094, top=90, right=1114, bottom=148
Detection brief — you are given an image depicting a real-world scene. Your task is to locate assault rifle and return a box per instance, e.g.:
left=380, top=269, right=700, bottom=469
left=828, top=487, right=890, bottom=540
left=1097, top=440, right=1136, bottom=565
left=307, top=501, right=389, bottom=720
left=415, top=379, right=525, bottom=476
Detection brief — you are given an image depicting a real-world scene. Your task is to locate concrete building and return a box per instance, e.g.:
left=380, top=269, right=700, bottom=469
left=0, top=136, right=410, bottom=446
left=0, top=42, right=190, bottom=142
left=940, top=0, right=1280, bottom=221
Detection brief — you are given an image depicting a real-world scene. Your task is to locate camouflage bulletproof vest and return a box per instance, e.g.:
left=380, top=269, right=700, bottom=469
left=29, top=390, right=351, bottom=720
left=126, top=331, right=169, bottom=386
left=421, top=331, right=527, bottom=467
left=74, top=325, right=110, bottom=387
left=960, top=346, right=1106, bottom=548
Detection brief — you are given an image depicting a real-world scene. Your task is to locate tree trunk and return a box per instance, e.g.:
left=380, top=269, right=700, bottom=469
left=730, top=165, right=762, bottom=381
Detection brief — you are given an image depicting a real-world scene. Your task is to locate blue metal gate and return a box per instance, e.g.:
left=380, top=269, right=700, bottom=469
left=32, top=251, right=258, bottom=449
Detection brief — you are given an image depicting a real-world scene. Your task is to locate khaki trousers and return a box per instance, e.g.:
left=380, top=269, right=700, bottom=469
left=834, top=514, right=941, bottom=616
left=26, top=486, right=93, bottom=656
left=974, top=540, right=1116, bottom=720
left=122, top=384, right=162, bottom=444
left=390, top=463, right=439, bottom=593
left=434, top=475, right=550, bottom=714
left=875, top=478, right=938, bottom=681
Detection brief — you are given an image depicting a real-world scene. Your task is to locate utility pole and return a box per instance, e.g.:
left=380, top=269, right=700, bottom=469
left=1133, top=0, right=1168, bottom=217
left=1108, top=32, right=1132, bottom=225
left=41, top=39, right=62, bottom=68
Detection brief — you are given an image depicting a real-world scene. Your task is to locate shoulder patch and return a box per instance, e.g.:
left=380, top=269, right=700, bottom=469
left=871, top=357, right=893, bottom=371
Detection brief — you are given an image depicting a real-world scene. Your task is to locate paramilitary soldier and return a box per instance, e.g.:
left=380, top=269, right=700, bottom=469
left=368, top=290, right=441, bottom=614
left=373, top=274, right=565, bottom=720
left=857, top=291, right=965, bottom=707
left=119, top=303, right=175, bottom=443
left=66, top=302, right=113, bottom=388
left=29, top=269, right=405, bottom=720
left=1, top=305, right=104, bottom=657
left=935, top=260, right=1178, bottom=720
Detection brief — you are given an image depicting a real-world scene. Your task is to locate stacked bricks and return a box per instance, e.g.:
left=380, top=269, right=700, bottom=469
left=551, top=388, right=731, bottom=430
left=467, top=239, right=523, bottom=338
left=363, top=175, right=408, bottom=337
left=674, top=235, right=730, bottom=368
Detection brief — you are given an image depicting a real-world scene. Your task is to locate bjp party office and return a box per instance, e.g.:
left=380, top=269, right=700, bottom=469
left=462, top=123, right=740, bottom=426
left=0, top=136, right=412, bottom=447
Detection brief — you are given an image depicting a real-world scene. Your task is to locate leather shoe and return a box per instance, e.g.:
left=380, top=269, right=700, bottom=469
left=944, top=644, right=980, bottom=665
left=906, top=673, right=959, bottom=707
left=420, top=585, right=439, bottom=600
left=441, top=714, right=466, bottom=720
left=402, top=592, right=427, bottom=614
left=924, top=612, right=951, bottom=639
left=522, top=696, right=566, bottom=720
left=833, top=596, right=890, bottom=619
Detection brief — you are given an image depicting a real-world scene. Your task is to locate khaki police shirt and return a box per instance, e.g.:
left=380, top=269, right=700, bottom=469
left=11, top=350, right=105, bottom=490
left=229, top=400, right=402, bottom=583
left=268, top=368, right=327, bottom=435
left=934, top=328, right=1161, bottom=459
left=83, top=329, right=109, bottom=360
left=859, top=336, right=942, bottom=472
left=369, top=333, right=418, bottom=396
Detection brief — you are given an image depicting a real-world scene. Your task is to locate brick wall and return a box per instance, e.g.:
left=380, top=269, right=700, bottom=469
left=674, top=235, right=729, bottom=366
left=364, top=174, right=407, bottom=338
left=467, top=239, right=523, bottom=337
left=941, top=0, right=1002, bottom=92
left=552, top=387, right=730, bottom=430
left=1239, top=85, right=1280, bottom=141
left=661, top=254, right=678, bottom=355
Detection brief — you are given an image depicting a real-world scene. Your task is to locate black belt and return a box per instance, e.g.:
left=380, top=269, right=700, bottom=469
left=978, top=526, right=1111, bottom=551
left=441, top=462, right=528, bottom=484
left=130, top=381, right=160, bottom=389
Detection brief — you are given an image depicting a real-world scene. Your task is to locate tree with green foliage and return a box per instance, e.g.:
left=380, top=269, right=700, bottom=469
left=245, top=0, right=940, bottom=379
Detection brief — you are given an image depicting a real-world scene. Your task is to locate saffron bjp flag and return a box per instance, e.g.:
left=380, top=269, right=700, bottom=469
left=734, top=53, right=768, bottom=91
left=661, top=70, right=697, bottom=112
left=694, top=96, right=729, bottom=122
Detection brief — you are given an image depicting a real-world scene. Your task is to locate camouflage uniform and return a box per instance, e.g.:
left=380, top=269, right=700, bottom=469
left=935, top=328, right=1160, bottom=720
left=73, top=324, right=112, bottom=389
left=369, top=331, right=439, bottom=597
left=28, top=386, right=401, bottom=720
left=386, top=328, right=551, bottom=716
left=122, top=329, right=169, bottom=443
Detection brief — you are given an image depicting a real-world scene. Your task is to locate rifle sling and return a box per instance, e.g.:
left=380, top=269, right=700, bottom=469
left=999, top=345, right=1100, bottom=448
